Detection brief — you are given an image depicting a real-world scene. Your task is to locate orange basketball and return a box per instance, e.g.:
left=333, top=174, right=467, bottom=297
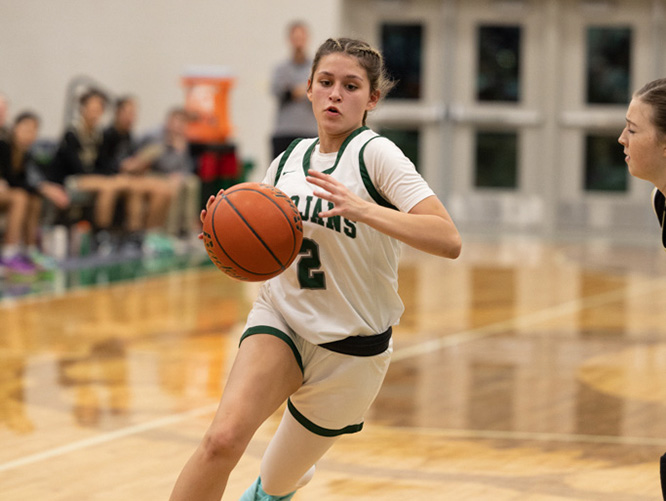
left=202, top=182, right=303, bottom=281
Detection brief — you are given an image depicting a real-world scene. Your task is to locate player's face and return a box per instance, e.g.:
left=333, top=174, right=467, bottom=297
left=619, top=98, right=666, bottom=183
left=307, top=53, right=379, bottom=151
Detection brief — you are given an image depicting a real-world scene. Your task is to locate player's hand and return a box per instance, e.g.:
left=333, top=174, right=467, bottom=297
left=198, top=189, right=225, bottom=240
left=306, top=169, right=370, bottom=222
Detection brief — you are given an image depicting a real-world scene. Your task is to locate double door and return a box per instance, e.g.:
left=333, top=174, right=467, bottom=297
left=342, top=0, right=666, bottom=238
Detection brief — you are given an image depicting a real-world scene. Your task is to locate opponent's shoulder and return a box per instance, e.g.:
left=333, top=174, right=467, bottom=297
left=652, top=187, right=665, bottom=227
left=651, top=187, right=666, bottom=250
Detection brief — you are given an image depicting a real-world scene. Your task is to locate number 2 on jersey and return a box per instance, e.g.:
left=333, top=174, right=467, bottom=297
left=297, top=238, right=326, bottom=290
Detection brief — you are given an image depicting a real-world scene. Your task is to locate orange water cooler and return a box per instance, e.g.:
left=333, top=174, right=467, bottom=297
left=182, top=65, right=234, bottom=143
left=182, top=66, right=244, bottom=207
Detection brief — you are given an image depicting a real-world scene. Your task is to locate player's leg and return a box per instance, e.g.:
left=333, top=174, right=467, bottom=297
left=169, top=333, right=303, bottom=501
left=249, top=410, right=337, bottom=498
left=241, top=336, right=394, bottom=499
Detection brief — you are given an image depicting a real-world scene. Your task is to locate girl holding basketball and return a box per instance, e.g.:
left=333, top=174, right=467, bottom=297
left=170, top=38, right=461, bottom=501
left=618, top=78, right=666, bottom=249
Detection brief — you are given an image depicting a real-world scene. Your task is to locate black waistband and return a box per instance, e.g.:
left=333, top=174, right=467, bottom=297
left=318, top=327, right=392, bottom=357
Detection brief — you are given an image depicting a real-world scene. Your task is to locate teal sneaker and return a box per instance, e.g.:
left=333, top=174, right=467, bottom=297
left=239, top=476, right=296, bottom=501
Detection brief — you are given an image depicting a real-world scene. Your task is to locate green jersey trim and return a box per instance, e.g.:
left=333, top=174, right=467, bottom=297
left=359, top=136, right=398, bottom=210
left=275, top=138, right=304, bottom=185
left=287, top=398, right=364, bottom=436
left=240, top=326, right=304, bottom=375
left=301, top=126, right=369, bottom=176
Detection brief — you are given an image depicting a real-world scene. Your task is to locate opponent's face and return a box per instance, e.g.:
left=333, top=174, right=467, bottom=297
left=13, top=117, right=38, bottom=151
left=619, top=98, right=666, bottom=183
left=307, top=53, right=379, bottom=148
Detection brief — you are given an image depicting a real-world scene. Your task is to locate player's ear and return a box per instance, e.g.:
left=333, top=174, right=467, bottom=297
left=307, top=79, right=313, bottom=102
left=366, top=90, right=380, bottom=111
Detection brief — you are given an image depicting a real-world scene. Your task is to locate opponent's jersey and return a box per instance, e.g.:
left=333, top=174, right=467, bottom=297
left=652, top=187, right=666, bottom=250
left=261, top=126, right=435, bottom=345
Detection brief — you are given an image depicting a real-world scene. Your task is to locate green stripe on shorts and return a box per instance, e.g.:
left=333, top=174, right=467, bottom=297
left=240, top=326, right=304, bottom=374
left=287, top=398, right=364, bottom=437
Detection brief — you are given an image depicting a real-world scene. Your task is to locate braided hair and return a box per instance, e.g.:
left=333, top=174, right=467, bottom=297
left=309, top=38, right=395, bottom=125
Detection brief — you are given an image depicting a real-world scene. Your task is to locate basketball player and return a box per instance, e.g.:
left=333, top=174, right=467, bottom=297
left=618, top=78, right=666, bottom=500
left=169, top=38, right=462, bottom=501
left=618, top=78, right=666, bottom=249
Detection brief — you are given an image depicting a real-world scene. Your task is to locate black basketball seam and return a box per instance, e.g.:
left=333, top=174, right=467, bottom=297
left=227, top=188, right=300, bottom=267
left=210, top=188, right=300, bottom=277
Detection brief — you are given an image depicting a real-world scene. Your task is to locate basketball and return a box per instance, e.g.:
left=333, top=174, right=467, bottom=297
left=202, top=182, right=303, bottom=281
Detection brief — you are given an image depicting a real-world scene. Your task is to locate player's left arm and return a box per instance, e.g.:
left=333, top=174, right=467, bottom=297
left=307, top=169, right=461, bottom=259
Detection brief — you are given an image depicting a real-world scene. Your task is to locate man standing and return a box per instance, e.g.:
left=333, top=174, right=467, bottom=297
left=270, top=21, right=318, bottom=160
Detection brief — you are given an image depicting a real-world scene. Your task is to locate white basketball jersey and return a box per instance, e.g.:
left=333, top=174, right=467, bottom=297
left=260, top=126, right=434, bottom=345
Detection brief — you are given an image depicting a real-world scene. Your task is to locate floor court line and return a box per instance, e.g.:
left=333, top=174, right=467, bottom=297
left=0, top=404, right=219, bottom=474
left=2, top=275, right=665, bottom=474
left=370, top=424, right=666, bottom=448
left=392, top=274, right=666, bottom=362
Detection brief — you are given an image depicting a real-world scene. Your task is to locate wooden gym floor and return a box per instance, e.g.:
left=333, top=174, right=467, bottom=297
left=1, top=235, right=666, bottom=500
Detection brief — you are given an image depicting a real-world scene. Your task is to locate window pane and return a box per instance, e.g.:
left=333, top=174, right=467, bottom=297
left=586, top=27, right=632, bottom=104
left=585, top=134, right=628, bottom=192
left=475, top=131, right=518, bottom=189
left=380, top=128, right=420, bottom=171
left=381, top=24, right=423, bottom=100
left=477, top=25, right=521, bottom=102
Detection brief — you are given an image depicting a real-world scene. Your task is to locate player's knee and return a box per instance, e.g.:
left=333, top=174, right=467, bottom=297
left=201, top=427, right=248, bottom=463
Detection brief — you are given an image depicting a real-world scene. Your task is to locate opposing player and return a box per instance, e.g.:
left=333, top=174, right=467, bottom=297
left=169, top=37, right=462, bottom=501
left=618, top=78, right=666, bottom=499
left=618, top=78, right=666, bottom=248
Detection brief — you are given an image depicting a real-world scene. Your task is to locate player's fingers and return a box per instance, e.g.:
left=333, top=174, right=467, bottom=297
left=205, top=195, right=216, bottom=211
left=306, top=175, right=336, bottom=194
left=200, top=209, right=207, bottom=224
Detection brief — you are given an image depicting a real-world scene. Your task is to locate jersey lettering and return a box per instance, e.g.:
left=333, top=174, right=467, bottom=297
left=311, top=198, right=325, bottom=227
left=290, top=194, right=356, bottom=239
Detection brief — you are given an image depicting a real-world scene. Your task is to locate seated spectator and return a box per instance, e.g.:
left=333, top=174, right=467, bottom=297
left=99, top=96, right=174, bottom=255
left=49, top=88, right=125, bottom=251
left=0, top=92, right=9, bottom=141
left=136, top=107, right=200, bottom=241
left=0, top=112, right=69, bottom=274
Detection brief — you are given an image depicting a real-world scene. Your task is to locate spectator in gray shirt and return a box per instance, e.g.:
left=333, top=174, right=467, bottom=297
left=270, top=21, right=318, bottom=159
